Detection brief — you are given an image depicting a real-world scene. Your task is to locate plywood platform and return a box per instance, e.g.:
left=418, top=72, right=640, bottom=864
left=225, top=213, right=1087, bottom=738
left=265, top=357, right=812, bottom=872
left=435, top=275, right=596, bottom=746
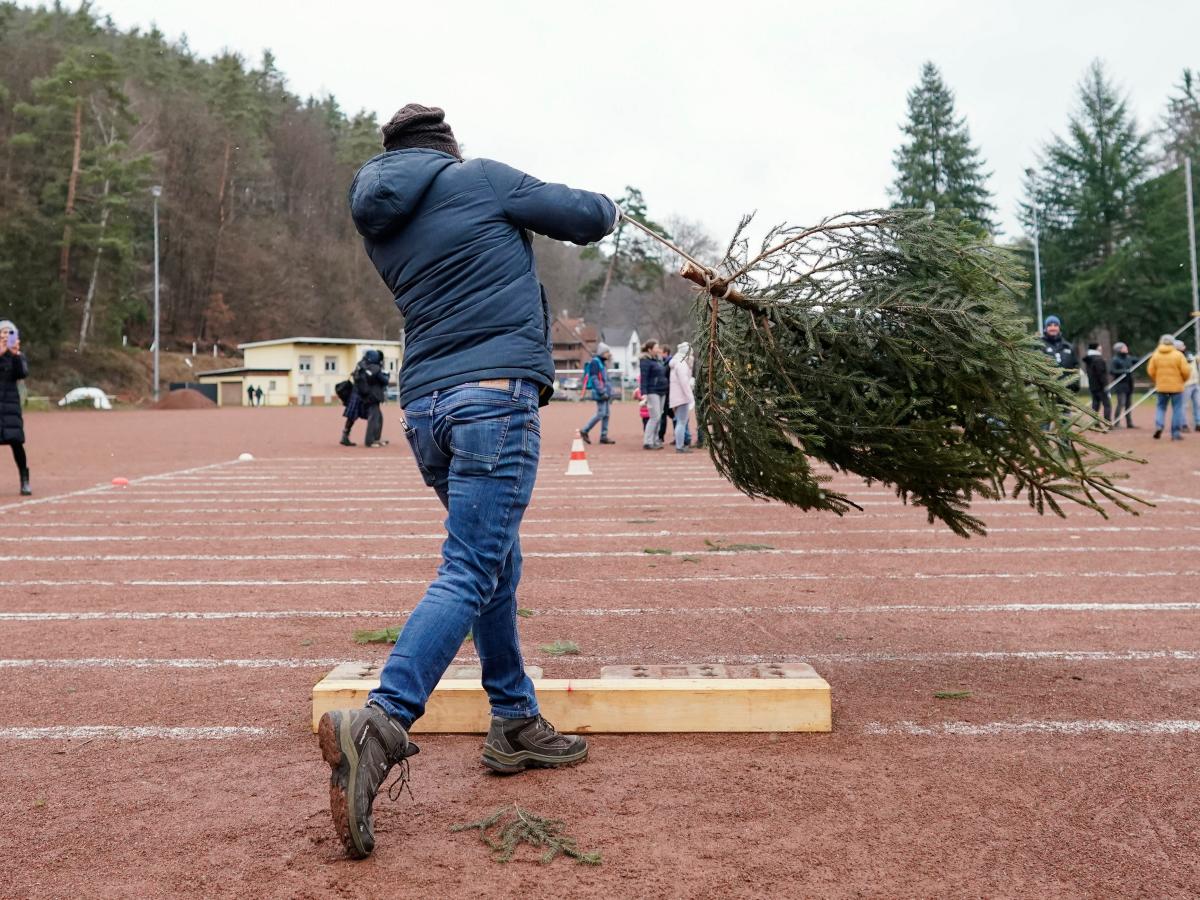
left=311, top=661, right=831, bottom=733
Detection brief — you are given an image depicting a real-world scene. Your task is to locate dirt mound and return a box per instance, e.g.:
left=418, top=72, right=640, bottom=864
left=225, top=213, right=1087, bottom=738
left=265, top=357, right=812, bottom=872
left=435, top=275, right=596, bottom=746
left=153, top=388, right=217, bottom=410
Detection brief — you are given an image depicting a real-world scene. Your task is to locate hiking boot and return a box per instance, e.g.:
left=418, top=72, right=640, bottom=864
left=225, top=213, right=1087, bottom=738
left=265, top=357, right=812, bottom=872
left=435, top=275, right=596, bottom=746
left=340, top=437, right=356, bottom=446
left=481, top=715, right=588, bottom=774
left=599, top=437, right=616, bottom=444
left=1153, top=428, right=1162, bottom=439
left=318, top=704, right=419, bottom=859
left=579, top=431, right=591, bottom=445
left=19, top=467, right=30, bottom=496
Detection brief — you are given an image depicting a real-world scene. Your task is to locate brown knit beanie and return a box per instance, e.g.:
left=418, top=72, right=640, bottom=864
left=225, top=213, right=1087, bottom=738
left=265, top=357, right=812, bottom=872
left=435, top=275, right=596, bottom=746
left=381, top=104, right=461, bottom=158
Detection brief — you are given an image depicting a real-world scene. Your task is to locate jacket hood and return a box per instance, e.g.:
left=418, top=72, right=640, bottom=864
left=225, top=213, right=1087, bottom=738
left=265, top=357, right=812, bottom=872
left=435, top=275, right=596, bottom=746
left=349, top=149, right=460, bottom=240
left=1155, top=344, right=1178, bottom=355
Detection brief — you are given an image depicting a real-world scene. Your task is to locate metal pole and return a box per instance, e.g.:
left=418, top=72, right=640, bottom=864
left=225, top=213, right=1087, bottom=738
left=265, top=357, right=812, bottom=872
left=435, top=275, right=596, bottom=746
left=151, top=186, right=162, bottom=402
left=1028, top=170, right=1044, bottom=331
left=1185, top=158, right=1199, bottom=354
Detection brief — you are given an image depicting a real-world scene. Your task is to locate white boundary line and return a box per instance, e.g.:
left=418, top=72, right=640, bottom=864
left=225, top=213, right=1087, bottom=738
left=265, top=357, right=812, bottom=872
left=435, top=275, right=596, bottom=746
left=2, top=601, right=1198, bottom=622
left=4, top=524, right=1198, bottom=543
left=862, top=720, right=1200, bottom=736
left=0, top=726, right=275, bottom=740
left=0, top=544, right=1191, bottom=562
left=3, top=649, right=1197, bottom=670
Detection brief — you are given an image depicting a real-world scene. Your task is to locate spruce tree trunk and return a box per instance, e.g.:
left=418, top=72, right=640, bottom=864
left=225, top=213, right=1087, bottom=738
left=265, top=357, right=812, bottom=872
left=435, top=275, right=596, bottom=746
left=77, top=177, right=112, bottom=352
left=58, top=97, right=84, bottom=285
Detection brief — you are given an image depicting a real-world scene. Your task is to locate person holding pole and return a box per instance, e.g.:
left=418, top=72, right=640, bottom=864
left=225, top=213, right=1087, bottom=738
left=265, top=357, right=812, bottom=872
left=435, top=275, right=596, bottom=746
left=1109, top=342, right=1137, bottom=428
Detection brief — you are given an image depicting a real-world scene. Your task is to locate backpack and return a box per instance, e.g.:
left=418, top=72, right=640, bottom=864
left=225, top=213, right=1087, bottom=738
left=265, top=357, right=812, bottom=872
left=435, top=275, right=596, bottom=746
left=334, top=379, right=354, bottom=406
left=353, top=365, right=372, bottom=396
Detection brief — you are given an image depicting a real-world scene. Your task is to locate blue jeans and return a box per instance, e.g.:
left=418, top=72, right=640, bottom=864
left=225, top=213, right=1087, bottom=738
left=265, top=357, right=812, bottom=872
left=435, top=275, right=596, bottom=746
left=581, top=397, right=610, bottom=438
left=369, top=379, right=541, bottom=727
left=673, top=402, right=692, bottom=449
left=1156, top=392, right=1184, bottom=436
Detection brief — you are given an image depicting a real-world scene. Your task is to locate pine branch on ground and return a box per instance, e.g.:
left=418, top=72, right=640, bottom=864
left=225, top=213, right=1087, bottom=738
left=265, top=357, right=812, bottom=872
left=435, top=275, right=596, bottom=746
left=450, top=803, right=601, bottom=865
left=692, top=209, right=1147, bottom=538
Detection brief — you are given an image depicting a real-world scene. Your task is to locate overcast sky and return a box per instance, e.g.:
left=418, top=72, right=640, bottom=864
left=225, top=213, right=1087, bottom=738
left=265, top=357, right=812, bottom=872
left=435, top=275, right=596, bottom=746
left=96, top=0, right=1198, bottom=247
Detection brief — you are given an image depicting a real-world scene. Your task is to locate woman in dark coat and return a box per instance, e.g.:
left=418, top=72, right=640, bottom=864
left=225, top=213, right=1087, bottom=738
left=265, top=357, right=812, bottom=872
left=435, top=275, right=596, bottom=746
left=0, top=320, right=30, bottom=495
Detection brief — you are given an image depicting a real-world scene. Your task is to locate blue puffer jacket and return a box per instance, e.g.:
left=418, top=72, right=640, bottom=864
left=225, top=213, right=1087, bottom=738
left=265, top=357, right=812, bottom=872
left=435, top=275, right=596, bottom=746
left=639, top=352, right=668, bottom=396
left=349, top=149, right=616, bottom=406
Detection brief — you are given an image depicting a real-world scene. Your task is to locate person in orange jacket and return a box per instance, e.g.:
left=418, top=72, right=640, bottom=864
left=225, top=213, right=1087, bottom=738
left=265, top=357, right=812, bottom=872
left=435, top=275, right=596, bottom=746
left=1147, top=334, right=1191, bottom=440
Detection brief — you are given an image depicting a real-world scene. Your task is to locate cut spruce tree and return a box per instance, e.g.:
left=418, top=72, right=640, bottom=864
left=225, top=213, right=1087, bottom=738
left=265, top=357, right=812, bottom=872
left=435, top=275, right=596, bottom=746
left=624, top=210, right=1143, bottom=538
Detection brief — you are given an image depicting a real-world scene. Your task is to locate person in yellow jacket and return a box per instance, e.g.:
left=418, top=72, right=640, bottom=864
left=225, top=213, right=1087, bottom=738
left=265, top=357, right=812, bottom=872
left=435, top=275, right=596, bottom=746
left=1147, top=334, right=1191, bottom=440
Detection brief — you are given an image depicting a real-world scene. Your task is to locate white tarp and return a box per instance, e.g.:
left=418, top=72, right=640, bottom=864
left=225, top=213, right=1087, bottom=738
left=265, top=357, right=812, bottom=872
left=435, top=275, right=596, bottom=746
left=59, top=387, right=113, bottom=410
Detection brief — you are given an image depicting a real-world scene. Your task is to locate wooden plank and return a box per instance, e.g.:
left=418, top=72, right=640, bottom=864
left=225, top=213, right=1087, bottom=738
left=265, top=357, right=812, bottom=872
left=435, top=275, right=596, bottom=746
left=311, top=663, right=831, bottom=734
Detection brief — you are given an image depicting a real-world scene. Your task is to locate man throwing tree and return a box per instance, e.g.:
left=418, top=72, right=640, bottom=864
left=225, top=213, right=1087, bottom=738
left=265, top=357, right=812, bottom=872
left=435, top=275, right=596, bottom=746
left=318, top=103, right=617, bottom=859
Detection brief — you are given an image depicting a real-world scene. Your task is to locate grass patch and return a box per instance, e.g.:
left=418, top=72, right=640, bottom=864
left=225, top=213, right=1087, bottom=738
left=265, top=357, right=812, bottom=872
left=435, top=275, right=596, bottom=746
left=704, top=538, right=774, bottom=552
left=680, top=555, right=700, bottom=563
left=354, top=626, right=471, bottom=645
left=643, top=547, right=672, bottom=555
left=517, top=608, right=534, bottom=618
left=933, top=690, right=972, bottom=700
left=540, top=639, right=581, bottom=657
left=353, top=626, right=402, bottom=644
left=451, top=803, right=600, bottom=865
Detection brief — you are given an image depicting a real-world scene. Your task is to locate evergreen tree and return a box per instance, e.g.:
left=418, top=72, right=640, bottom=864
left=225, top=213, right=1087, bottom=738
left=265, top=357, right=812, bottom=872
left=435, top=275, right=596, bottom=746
left=1022, top=61, right=1150, bottom=341
left=580, top=186, right=668, bottom=323
left=890, top=62, right=996, bottom=232
left=1162, top=68, right=1200, bottom=168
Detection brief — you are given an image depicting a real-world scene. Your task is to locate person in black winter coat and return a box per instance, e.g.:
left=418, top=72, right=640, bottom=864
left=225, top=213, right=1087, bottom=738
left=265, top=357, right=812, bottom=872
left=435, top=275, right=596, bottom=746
left=0, top=320, right=30, bottom=495
left=345, top=349, right=390, bottom=448
left=1109, top=342, right=1137, bottom=428
left=1082, top=343, right=1111, bottom=423
left=638, top=341, right=668, bottom=449
left=1040, top=315, right=1079, bottom=391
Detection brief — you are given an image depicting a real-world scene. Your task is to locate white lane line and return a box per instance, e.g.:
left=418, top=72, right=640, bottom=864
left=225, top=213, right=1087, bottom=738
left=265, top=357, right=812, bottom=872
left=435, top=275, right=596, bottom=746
left=2, top=601, right=1197, bottom=622
left=862, top=720, right=1200, bottom=736
left=0, top=657, right=345, bottom=669
left=0, top=458, right=244, bottom=512
left=0, top=726, right=276, bottom=740
left=5, top=524, right=1197, bottom=544
left=1, top=569, right=1198, bottom=590
left=1, top=721, right=1192, bottom=741
left=4, top=649, right=1197, bottom=671
left=0, top=545, right=1191, bottom=562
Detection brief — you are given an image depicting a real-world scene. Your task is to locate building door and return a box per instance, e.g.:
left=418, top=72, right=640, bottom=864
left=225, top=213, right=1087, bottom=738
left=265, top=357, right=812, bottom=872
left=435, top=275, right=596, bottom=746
left=220, top=382, right=243, bottom=407
left=298, top=384, right=312, bottom=406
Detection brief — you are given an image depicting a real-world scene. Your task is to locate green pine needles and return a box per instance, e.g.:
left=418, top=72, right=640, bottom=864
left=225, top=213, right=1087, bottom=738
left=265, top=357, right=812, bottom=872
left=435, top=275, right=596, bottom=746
left=450, top=803, right=601, bottom=865
left=692, top=209, right=1145, bottom=538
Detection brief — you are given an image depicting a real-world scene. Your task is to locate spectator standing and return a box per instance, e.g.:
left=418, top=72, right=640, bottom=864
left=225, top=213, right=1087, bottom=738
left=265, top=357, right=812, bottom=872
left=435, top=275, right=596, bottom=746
left=353, top=349, right=391, bottom=448
left=1176, top=340, right=1199, bottom=432
left=1109, top=342, right=1137, bottom=428
left=255, top=385, right=264, bottom=406
left=579, top=342, right=615, bottom=445
left=657, top=345, right=673, bottom=446
left=1082, top=343, right=1111, bottom=423
left=1147, top=334, right=1190, bottom=440
left=669, top=341, right=695, bottom=453
left=0, top=320, right=30, bottom=495
left=1040, top=315, right=1080, bottom=390
left=247, top=384, right=255, bottom=406
left=639, top=341, right=667, bottom=449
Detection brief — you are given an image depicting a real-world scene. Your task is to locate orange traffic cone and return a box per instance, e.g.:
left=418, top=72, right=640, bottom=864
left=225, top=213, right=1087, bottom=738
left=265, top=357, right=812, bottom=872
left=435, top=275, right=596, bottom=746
left=565, top=430, right=592, bottom=476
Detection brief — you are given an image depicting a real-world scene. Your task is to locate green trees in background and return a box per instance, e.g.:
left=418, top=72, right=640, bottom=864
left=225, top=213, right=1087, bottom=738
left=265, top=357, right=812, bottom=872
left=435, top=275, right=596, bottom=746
left=1017, top=61, right=1196, bottom=349
left=890, top=62, right=996, bottom=232
left=0, top=2, right=394, bottom=357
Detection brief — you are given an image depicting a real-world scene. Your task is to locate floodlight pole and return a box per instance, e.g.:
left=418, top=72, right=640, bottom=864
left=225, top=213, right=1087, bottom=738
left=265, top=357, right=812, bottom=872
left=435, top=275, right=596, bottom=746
left=1185, top=157, right=1199, bottom=354
left=151, top=185, right=162, bottom=402
left=1026, top=168, right=1044, bottom=331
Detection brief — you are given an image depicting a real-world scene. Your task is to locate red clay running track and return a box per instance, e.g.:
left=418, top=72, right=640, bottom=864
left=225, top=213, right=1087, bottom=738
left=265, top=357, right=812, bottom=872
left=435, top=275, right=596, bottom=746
left=1, top=404, right=1198, bottom=898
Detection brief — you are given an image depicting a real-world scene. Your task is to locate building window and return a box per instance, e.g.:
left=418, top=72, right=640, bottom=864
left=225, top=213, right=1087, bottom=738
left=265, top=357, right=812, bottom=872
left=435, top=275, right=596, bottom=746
left=324, top=356, right=337, bottom=373
left=387, top=359, right=396, bottom=371
left=268, top=380, right=277, bottom=390
left=299, top=355, right=313, bottom=372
